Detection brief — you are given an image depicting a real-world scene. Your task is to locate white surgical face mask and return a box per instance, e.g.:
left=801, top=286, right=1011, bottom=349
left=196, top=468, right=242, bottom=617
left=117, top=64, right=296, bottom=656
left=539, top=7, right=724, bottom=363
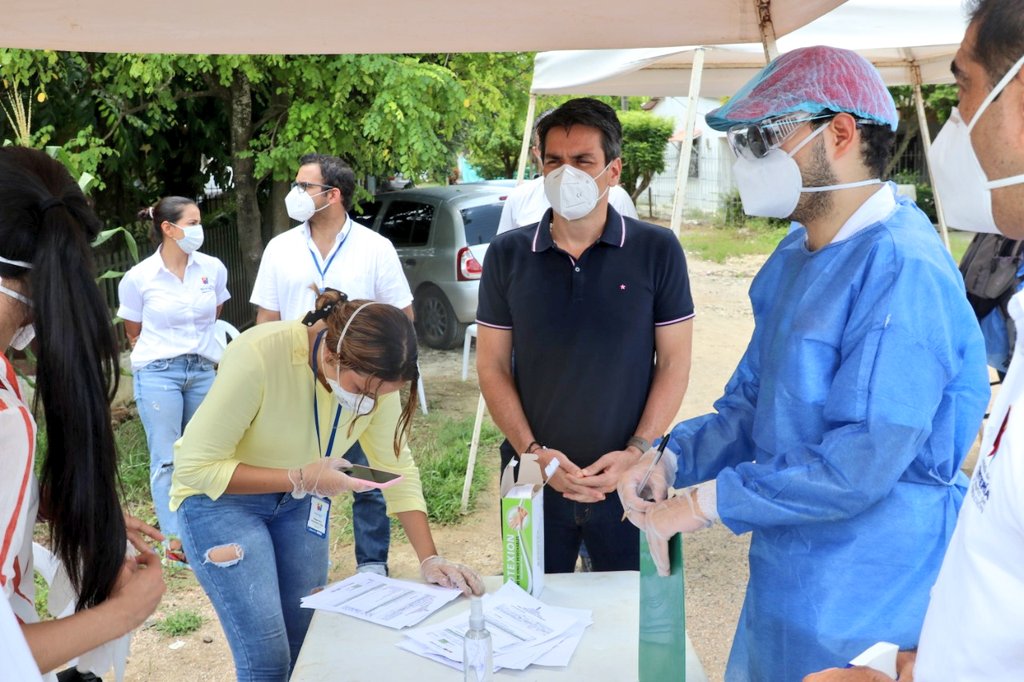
left=733, top=122, right=880, bottom=219
left=930, top=53, right=1024, bottom=234
left=285, top=185, right=330, bottom=223
left=323, top=301, right=379, bottom=415
left=0, top=276, right=34, bottom=351
left=171, top=223, right=204, bottom=254
left=543, top=162, right=612, bottom=221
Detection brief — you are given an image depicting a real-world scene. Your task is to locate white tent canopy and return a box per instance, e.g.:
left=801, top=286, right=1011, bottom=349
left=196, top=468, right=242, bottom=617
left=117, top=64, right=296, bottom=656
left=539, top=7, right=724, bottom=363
left=526, top=0, right=966, bottom=242
left=531, top=0, right=963, bottom=97
left=0, top=0, right=844, bottom=54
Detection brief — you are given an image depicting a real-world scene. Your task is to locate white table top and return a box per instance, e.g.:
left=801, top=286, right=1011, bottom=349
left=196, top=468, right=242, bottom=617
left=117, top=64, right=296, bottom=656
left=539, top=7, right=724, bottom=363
left=291, top=571, right=709, bottom=681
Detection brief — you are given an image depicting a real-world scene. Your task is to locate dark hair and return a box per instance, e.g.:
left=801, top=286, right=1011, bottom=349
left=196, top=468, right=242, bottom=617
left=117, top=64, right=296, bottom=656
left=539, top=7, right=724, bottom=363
left=537, top=98, right=622, bottom=165
left=299, top=153, right=356, bottom=212
left=968, top=0, right=1024, bottom=89
left=0, top=146, right=125, bottom=612
left=314, top=290, right=419, bottom=456
left=811, top=112, right=896, bottom=179
left=138, top=196, right=197, bottom=246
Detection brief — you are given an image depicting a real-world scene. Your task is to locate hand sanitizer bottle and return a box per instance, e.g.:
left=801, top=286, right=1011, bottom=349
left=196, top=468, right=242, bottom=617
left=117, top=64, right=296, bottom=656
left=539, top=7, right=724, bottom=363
left=463, top=596, right=492, bottom=682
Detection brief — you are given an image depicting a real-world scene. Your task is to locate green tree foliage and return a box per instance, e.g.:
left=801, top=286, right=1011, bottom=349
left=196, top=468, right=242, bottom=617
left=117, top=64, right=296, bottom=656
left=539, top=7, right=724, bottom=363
left=450, top=53, right=534, bottom=180
left=617, top=110, right=673, bottom=202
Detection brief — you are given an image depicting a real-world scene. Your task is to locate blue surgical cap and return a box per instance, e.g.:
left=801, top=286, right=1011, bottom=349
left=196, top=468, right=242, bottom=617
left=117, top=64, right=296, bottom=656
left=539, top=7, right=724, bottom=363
left=706, top=46, right=899, bottom=132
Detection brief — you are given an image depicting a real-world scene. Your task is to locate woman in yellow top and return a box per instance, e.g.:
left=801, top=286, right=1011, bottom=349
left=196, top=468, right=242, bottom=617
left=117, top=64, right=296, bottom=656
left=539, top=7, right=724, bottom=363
left=170, top=290, right=483, bottom=681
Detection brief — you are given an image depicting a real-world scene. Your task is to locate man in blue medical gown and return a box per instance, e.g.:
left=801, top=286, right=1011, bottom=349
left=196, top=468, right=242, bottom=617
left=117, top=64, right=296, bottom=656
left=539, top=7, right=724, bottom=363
left=619, top=46, right=990, bottom=681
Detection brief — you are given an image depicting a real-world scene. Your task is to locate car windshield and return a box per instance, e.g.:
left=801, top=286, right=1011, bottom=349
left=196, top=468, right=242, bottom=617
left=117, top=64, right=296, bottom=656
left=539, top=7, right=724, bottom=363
left=461, top=202, right=503, bottom=245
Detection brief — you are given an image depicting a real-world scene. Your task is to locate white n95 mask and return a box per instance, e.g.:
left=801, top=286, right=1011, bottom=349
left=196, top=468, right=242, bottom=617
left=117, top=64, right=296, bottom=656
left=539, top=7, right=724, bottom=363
left=543, top=162, right=612, bottom=221
left=929, top=54, right=1024, bottom=234
left=733, top=123, right=879, bottom=219
left=285, top=186, right=329, bottom=223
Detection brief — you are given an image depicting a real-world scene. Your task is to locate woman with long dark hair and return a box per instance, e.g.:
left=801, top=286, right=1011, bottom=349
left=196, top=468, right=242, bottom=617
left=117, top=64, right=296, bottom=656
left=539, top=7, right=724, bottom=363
left=171, top=290, right=483, bottom=681
left=0, top=146, right=165, bottom=675
left=118, top=196, right=229, bottom=567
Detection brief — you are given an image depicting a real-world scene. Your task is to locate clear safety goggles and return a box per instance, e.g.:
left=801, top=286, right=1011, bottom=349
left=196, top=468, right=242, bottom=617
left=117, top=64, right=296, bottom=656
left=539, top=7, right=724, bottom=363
left=726, top=113, right=832, bottom=160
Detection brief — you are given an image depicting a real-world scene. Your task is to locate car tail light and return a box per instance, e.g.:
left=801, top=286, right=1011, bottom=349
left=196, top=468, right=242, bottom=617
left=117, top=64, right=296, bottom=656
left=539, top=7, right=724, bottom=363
left=457, top=246, right=483, bottom=281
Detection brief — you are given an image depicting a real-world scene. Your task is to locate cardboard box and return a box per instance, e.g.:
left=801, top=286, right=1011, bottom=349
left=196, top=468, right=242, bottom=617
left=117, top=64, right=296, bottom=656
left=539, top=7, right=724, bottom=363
left=500, top=453, right=545, bottom=596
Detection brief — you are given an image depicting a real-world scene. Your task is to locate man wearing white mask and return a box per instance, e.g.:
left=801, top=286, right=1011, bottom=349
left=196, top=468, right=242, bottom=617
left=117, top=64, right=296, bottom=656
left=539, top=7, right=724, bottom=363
left=806, top=4, right=1024, bottom=680
left=496, top=109, right=639, bottom=234
left=617, top=47, right=989, bottom=680
left=250, top=153, right=412, bottom=577
left=476, top=97, right=694, bottom=572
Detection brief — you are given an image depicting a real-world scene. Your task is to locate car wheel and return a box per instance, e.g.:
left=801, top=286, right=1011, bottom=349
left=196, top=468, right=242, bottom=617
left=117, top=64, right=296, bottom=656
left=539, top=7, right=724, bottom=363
left=415, top=286, right=464, bottom=350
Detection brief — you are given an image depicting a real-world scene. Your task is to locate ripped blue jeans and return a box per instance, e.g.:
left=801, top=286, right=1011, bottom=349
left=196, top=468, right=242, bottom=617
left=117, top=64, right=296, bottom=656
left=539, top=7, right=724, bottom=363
left=177, top=492, right=328, bottom=682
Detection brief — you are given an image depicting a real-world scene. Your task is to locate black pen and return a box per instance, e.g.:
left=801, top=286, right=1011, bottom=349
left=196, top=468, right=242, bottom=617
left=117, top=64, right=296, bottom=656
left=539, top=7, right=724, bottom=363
left=621, top=434, right=669, bottom=522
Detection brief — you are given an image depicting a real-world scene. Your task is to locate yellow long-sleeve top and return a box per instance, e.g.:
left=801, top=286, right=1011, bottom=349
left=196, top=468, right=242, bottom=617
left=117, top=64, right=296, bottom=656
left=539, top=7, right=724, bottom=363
left=169, top=320, right=426, bottom=514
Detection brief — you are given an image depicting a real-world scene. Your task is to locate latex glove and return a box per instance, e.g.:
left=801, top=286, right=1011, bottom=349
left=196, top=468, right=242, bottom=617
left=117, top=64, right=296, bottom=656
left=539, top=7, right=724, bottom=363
left=288, top=458, right=373, bottom=498
left=625, top=487, right=712, bottom=576
left=419, top=555, right=485, bottom=596
left=616, top=447, right=677, bottom=516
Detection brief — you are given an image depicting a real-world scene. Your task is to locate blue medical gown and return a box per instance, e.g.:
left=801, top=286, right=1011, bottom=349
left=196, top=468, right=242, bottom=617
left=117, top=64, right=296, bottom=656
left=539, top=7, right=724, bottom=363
left=669, top=197, right=989, bottom=681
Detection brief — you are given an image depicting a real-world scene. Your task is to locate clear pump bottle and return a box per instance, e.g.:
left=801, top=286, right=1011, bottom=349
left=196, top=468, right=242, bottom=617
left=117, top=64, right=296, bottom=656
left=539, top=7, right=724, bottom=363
left=463, top=596, right=492, bottom=682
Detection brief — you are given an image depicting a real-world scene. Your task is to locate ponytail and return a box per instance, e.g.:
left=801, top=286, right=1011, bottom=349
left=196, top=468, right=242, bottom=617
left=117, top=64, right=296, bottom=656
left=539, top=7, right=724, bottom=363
left=0, top=147, right=125, bottom=611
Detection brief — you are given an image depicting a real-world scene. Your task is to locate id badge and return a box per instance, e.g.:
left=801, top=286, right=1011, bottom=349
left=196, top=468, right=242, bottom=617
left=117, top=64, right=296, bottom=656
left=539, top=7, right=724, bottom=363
left=306, top=496, right=331, bottom=537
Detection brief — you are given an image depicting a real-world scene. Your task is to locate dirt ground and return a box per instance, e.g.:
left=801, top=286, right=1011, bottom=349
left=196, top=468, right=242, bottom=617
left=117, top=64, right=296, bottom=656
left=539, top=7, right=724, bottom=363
left=117, top=250, right=985, bottom=681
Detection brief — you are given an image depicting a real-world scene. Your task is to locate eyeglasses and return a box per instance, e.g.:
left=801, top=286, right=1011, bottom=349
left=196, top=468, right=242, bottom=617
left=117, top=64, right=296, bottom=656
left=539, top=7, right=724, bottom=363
left=291, top=181, right=335, bottom=193
left=726, top=114, right=833, bottom=160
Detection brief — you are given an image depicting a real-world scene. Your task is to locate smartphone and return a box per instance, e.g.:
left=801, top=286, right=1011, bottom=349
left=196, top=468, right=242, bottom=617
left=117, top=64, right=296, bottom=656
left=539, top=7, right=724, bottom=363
left=344, top=464, right=404, bottom=489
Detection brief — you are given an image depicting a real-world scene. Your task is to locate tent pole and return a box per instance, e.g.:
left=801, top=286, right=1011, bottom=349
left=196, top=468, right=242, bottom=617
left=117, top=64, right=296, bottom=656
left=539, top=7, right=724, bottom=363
left=670, top=47, right=705, bottom=236
left=911, top=63, right=950, bottom=251
left=461, top=392, right=487, bottom=514
left=756, top=0, right=779, bottom=60
left=515, top=94, right=537, bottom=185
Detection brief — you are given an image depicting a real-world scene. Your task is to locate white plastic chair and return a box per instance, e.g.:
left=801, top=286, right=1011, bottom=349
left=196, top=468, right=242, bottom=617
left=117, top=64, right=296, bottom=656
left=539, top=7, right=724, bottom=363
left=213, top=319, right=241, bottom=351
left=462, top=323, right=478, bottom=381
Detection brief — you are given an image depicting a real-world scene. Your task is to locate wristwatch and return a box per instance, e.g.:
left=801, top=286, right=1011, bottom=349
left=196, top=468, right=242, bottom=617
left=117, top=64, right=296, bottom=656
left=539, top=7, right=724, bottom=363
left=626, top=436, right=651, bottom=453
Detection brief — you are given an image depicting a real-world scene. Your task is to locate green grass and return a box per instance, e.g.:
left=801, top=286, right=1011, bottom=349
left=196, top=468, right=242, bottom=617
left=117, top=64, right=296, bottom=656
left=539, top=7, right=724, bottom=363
left=678, top=221, right=975, bottom=265
left=153, top=609, right=204, bottom=636
left=678, top=222, right=790, bottom=263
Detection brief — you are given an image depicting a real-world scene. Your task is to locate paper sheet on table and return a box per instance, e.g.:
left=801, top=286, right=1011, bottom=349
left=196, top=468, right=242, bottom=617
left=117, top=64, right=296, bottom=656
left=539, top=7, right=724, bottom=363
left=300, top=572, right=461, bottom=629
left=400, top=581, right=592, bottom=672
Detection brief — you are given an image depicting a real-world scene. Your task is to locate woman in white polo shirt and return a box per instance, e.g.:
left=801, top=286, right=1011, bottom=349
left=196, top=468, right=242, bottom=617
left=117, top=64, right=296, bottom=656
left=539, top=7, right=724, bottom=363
left=118, top=196, right=230, bottom=567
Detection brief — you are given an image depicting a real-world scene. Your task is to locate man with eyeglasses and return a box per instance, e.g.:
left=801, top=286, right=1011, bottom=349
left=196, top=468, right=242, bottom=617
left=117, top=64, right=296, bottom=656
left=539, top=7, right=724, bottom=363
left=617, top=46, right=989, bottom=680
left=250, top=153, right=412, bottom=578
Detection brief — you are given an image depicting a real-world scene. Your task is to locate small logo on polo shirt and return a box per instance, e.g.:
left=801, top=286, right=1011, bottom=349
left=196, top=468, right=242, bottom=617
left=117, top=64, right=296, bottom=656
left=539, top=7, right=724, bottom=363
left=201, top=276, right=209, bottom=284
left=619, top=284, right=626, bottom=291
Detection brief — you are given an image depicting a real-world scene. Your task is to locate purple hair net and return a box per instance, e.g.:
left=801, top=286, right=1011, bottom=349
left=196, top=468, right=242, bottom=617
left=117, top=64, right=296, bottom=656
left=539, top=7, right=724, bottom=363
left=706, top=46, right=898, bottom=132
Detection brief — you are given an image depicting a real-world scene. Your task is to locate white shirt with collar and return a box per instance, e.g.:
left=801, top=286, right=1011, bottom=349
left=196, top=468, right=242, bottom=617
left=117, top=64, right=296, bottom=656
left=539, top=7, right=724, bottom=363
left=117, top=248, right=231, bottom=370
left=496, top=176, right=640, bottom=234
left=250, top=217, right=412, bottom=320
left=914, top=289, right=1024, bottom=681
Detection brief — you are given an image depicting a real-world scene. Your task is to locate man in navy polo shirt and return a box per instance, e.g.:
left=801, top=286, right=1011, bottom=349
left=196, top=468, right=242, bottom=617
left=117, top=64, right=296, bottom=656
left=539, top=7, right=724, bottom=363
left=476, top=97, right=694, bottom=572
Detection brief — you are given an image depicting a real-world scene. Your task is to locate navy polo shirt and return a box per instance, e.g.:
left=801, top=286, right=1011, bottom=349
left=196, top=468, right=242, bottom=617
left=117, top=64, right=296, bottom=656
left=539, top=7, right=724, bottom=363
left=477, top=206, right=694, bottom=468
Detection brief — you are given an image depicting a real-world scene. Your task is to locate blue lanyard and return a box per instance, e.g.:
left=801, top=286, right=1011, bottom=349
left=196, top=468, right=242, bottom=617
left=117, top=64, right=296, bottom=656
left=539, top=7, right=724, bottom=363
left=311, top=330, right=342, bottom=458
left=307, top=221, right=351, bottom=289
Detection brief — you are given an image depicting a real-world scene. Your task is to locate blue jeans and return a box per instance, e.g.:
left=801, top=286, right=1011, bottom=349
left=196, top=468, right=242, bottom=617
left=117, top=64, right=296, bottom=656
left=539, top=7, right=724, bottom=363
left=134, top=354, right=215, bottom=539
left=342, top=441, right=390, bottom=572
left=177, top=492, right=327, bottom=681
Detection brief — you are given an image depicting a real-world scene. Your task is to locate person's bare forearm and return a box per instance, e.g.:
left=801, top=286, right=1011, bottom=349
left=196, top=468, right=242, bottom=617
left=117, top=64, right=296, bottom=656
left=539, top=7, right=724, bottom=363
left=478, top=364, right=537, bottom=454
left=396, top=510, right=438, bottom=562
left=632, top=321, right=693, bottom=448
